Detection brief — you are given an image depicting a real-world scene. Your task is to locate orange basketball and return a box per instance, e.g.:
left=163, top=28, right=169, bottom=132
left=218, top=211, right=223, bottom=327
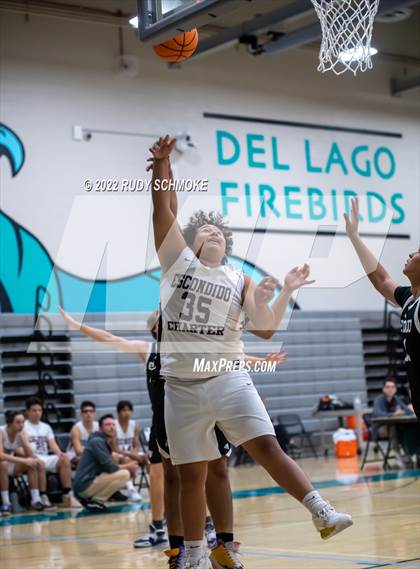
left=153, top=29, right=199, bottom=62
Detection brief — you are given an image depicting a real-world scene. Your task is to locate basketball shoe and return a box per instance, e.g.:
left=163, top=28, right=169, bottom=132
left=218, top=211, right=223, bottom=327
left=185, top=545, right=212, bottom=569
left=204, top=517, right=217, bottom=549
left=165, top=546, right=186, bottom=568
left=210, top=541, right=243, bottom=569
left=40, top=494, right=55, bottom=510
left=312, top=504, right=353, bottom=539
left=133, top=523, right=167, bottom=548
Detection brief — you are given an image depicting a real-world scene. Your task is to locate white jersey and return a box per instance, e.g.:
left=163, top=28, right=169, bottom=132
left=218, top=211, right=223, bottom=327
left=160, top=246, right=246, bottom=381
left=73, top=420, right=99, bottom=449
left=116, top=419, right=136, bottom=451
left=0, top=426, right=24, bottom=455
left=24, top=420, right=54, bottom=456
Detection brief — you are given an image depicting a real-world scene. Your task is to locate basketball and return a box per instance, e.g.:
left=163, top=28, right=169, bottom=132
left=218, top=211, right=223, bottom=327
left=152, top=29, right=198, bottom=62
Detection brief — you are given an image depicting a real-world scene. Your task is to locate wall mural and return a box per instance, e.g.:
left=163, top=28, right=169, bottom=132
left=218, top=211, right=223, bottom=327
left=0, top=123, right=274, bottom=315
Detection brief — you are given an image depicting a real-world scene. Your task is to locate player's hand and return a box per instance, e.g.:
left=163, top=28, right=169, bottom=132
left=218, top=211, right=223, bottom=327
left=24, top=457, right=38, bottom=469
left=124, top=462, right=138, bottom=476
left=263, top=351, right=288, bottom=365
left=393, top=409, right=405, bottom=416
left=134, top=452, right=148, bottom=466
left=283, top=264, right=315, bottom=293
left=146, top=156, right=154, bottom=172
left=35, top=458, right=45, bottom=469
left=58, top=306, right=81, bottom=330
left=344, top=197, right=360, bottom=239
left=149, top=135, right=176, bottom=161
left=254, top=276, right=278, bottom=305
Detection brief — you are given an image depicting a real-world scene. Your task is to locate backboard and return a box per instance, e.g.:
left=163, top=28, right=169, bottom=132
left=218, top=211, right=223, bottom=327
left=137, top=0, right=248, bottom=43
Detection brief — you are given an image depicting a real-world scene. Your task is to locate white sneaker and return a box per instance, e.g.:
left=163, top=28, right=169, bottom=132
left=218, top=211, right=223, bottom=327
left=185, top=552, right=212, bottom=569
left=128, top=488, right=142, bottom=502
left=204, top=518, right=217, bottom=549
left=62, top=493, right=82, bottom=509
left=40, top=494, right=55, bottom=510
left=312, top=504, right=353, bottom=539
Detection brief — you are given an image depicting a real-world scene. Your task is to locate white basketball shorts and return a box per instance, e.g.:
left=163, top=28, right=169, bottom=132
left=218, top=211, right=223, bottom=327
left=164, top=371, right=275, bottom=465
left=37, top=454, right=59, bottom=473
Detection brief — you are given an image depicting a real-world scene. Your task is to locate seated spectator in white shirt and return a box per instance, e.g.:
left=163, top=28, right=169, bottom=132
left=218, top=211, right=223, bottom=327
left=0, top=411, right=48, bottom=515
left=69, top=401, right=99, bottom=465
left=114, top=400, right=147, bottom=502
left=24, top=397, right=80, bottom=508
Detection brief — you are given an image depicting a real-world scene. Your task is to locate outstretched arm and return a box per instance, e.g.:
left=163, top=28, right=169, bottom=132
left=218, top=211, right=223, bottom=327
left=59, top=307, right=150, bottom=361
left=242, top=275, right=278, bottom=331
left=147, top=150, right=177, bottom=218
left=244, top=350, right=287, bottom=370
left=149, top=136, right=186, bottom=270
left=345, top=197, right=398, bottom=304
left=244, top=265, right=314, bottom=339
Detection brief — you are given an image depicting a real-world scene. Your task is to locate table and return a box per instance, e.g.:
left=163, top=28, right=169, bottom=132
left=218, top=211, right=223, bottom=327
left=313, top=408, right=368, bottom=456
left=371, top=414, right=419, bottom=469
left=371, top=415, right=418, bottom=426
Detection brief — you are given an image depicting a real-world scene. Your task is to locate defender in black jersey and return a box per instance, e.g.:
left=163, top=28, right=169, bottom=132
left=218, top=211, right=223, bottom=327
left=146, top=339, right=232, bottom=464
left=345, top=198, right=420, bottom=417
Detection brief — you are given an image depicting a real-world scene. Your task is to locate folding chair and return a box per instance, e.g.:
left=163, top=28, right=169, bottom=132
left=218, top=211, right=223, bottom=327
left=275, top=414, right=318, bottom=458
left=360, top=413, right=392, bottom=470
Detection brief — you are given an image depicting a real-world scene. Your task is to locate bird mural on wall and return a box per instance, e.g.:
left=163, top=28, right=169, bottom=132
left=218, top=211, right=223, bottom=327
left=0, top=124, right=62, bottom=314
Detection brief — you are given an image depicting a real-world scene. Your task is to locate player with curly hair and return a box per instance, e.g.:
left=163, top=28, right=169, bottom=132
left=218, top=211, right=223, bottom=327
left=150, top=136, right=353, bottom=569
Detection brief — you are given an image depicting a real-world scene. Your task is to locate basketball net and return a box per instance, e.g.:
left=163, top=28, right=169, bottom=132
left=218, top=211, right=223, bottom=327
left=311, top=0, right=380, bottom=75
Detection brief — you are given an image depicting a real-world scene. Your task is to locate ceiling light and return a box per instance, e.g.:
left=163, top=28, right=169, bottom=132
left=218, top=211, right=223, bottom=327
left=339, top=46, right=378, bottom=64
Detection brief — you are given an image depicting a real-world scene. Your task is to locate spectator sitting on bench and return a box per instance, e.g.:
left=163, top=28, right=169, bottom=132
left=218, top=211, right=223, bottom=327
left=68, top=401, right=99, bottom=466
left=0, top=410, right=48, bottom=515
left=73, top=414, right=138, bottom=511
left=24, top=397, right=80, bottom=508
left=114, top=400, right=148, bottom=502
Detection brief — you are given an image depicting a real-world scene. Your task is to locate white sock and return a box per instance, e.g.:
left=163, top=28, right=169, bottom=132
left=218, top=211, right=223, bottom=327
left=126, top=480, right=135, bottom=492
left=185, top=540, right=204, bottom=562
left=1, top=491, right=11, bottom=506
left=302, top=491, right=328, bottom=515
left=31, top=489, right=41, bottom=503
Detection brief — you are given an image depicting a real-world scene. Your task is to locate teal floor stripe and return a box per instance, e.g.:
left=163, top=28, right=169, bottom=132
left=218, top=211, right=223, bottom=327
left=0, top=468, right=418, bottom=529
left=232, top=468, right=420, bottom=499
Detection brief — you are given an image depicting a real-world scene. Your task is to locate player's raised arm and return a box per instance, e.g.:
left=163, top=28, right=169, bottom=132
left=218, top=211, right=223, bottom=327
left=149, top=136, right=186, bottom=270
left=345, top=197, right=398, bottom=304
left=244, top=350, right=288, bottom=370
left=245, top=265, right=315, bottom=339
left=147, top=149, right=177, bottom=218
left=59, top=307, right=150, bottom=360
left=242, top=275, right=277, bottom=331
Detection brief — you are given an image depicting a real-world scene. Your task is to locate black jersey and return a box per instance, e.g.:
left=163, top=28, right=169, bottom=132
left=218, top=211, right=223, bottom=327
left=146, top=343, right=161, bottom=388
left=145, top=341, right=164, bottom=463
left=394, top=286, right=420, bottom=417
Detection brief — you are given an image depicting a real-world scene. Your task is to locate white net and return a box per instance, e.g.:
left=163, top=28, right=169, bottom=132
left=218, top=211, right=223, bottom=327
left=311, top=0, right=380, bottom=75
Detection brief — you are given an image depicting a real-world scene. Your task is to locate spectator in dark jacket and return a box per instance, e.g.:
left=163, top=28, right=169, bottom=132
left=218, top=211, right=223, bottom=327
left=373, top=378, right=414, bottom=417
left=372, top=378, right=416, bottom=468
left=73, top=414, right=137, bottom=511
